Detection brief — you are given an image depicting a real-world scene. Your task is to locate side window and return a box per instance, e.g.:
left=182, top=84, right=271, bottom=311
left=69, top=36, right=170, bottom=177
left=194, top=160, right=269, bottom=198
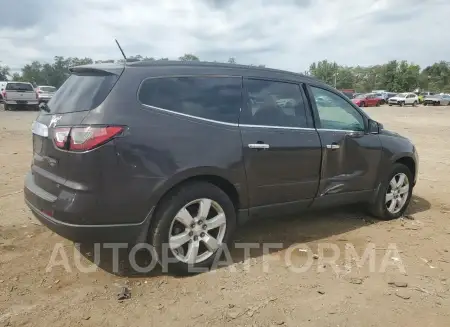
left=242, top=79, right=308, bottom=128
left=138, top=76, right=242, bottom=124
left=310, top=86, right=365, bottom=131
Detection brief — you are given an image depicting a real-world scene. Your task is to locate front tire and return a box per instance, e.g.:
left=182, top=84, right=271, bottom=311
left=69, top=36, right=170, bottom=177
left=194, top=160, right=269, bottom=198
left=149, top=182, right=237, bottom=275
left=399, top=101, right=404, bottom=107
left=369, top=163, right=413, bottom=220
left=360, top=102, right=365, bottom=107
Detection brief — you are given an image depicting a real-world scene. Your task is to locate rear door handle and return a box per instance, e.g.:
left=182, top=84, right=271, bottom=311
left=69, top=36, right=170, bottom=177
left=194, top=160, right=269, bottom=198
left=326, top=144, right=340, bottom=150
left=248, top=143, right=270, bottom=150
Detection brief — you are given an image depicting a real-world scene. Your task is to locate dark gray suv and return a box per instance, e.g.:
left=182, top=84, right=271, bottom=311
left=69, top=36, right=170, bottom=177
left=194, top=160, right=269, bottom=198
left=24, top=61, right=418, bottom=273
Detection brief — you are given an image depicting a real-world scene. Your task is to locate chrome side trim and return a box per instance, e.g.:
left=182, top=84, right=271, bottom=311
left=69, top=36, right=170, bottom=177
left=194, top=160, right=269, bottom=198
left=248, top=143, right=270, bottom=149
left=240, top=124, right=316, bottom=131
left=141, top=103, right=239, bottom=127
left=141, top=104, right=365, bottom=133
left=317, top=128, right=364, bottom=133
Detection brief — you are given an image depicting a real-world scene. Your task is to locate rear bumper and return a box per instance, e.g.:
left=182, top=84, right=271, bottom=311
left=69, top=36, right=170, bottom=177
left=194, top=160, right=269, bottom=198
left=5, top=100, right=38, bottom=105
left=24, top=172, right=151, bottom=243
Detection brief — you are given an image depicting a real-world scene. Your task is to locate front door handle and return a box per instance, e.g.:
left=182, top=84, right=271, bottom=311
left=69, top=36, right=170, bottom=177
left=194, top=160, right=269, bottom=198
left=326, top=144, right=340, bottom=150
left=248, top=143, right=270, bottom=150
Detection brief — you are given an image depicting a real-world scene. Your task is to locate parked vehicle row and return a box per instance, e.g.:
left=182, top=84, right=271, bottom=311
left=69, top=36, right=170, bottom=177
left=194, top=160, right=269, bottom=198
left=340, top=89, right=450, bottom=107
left=25, top=60, right=418, bottom=274
left=0, top=81, right=57, bottom=111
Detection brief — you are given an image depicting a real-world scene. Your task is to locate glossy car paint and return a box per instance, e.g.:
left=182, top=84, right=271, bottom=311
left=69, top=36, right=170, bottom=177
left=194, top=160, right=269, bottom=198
left=24, top=61, right=418, bottom=243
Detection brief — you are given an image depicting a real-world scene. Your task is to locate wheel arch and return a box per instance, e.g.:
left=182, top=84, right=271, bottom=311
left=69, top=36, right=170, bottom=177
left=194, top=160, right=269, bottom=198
left=148, top=166, right=245, bottom=218
left=394, top=156, right=416, bottom=182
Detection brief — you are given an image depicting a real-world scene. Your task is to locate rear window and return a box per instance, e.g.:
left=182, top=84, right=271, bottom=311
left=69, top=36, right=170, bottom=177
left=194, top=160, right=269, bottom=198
left=138, top=76, right=242, bottom=124
left=6, top=83, right=34, bottom=91
left=47, top=72, right=118, bottom=114
left=39, top=86, right=57, bottom=92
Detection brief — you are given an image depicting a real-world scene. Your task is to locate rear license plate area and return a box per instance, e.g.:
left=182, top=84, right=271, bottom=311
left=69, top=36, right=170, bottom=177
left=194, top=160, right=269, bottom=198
left=16, top=100, right=28, bottom=104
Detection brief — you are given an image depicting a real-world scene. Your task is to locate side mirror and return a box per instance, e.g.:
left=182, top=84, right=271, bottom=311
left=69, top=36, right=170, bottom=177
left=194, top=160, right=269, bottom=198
left=368, top=119, right=381, bottom=134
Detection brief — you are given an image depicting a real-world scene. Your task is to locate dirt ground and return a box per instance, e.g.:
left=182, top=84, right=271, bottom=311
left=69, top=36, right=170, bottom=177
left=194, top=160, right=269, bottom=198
left=1, top=105, right=450, bottom=327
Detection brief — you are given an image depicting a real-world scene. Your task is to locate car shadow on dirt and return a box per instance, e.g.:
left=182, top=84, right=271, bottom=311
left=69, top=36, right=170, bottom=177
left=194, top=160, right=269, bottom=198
left=76, top=194, right=430, bottom=278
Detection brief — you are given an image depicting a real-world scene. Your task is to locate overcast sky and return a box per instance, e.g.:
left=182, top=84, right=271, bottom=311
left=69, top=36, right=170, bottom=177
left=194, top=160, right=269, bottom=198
left=1, top=0, right=448, bottom=72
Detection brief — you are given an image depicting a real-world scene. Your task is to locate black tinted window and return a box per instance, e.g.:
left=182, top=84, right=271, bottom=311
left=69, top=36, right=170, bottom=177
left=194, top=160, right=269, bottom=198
left=47, top=73, right=119, bottom=114
left=242, top=79, right=308, bottom=128
left=139, top=77, right=242, bottom=124
left=6, top=83, right=33, bottom=91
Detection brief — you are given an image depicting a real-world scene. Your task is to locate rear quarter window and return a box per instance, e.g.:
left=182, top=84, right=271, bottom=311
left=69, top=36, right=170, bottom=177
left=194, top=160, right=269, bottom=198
left=5, top=83, right=34, bottom=91
left=138, top=76, right=242, bottom=124
left=47, top=72, right=119, bottom=114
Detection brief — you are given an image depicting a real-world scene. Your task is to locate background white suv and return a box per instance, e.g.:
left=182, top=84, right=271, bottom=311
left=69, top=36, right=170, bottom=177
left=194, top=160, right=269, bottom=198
left=388, top=92, right=419, bottom=106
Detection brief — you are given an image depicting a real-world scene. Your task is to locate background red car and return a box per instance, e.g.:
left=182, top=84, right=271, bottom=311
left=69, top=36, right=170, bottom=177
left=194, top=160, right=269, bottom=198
left=351, top=93, right=382, bottom=107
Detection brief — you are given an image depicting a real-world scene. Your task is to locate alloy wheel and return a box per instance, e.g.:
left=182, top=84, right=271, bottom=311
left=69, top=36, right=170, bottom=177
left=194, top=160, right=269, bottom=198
left=385, top=173, right=410, bottom=214
left=168, top=198, right=227, bottom=264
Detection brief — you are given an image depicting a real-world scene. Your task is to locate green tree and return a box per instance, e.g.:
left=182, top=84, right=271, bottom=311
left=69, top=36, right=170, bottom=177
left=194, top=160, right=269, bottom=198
left=0, top=65, right=10, bottom=80
left=309, top=60, right=339, bottom=86
left=178, top=54, right=200, bottom=61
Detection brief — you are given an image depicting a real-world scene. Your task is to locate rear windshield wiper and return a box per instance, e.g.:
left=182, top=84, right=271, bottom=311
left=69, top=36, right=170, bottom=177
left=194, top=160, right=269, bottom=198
left=39, top=102, right=50, bottom=112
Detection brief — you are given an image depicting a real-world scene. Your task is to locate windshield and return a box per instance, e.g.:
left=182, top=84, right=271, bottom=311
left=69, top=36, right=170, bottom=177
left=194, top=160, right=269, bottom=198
left=395, top=93, right=407, bottom=97
left=39, top=86, right=57, bottom=92
left=47, top=72, right=119, bottom=114
left=5, top=83, right=34, bottom=91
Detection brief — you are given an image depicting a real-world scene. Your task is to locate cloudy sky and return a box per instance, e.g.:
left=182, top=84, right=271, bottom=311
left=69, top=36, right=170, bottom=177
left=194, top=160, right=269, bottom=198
left=1, top=0, right=448, bottom=72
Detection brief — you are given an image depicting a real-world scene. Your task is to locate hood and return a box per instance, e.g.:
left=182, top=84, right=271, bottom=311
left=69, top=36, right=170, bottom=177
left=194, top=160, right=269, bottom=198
left=425, top=96, right=440, bottom=100
left=352, top=98, right=363, bottom=103
left=389, top=96, right=405, bottom=100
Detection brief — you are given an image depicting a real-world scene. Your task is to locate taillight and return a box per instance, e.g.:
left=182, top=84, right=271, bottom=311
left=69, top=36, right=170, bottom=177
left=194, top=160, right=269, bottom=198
left=53, top=128, right=70, bottom=149
left=2, top=91, right=6, bottom=100
left=36, top=92, right=39, bottom=99
left=53, top=126, right=123, bottom=151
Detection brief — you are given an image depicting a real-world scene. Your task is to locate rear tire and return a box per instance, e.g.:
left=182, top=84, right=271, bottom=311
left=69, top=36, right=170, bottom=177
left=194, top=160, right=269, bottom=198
left=368, top=163, right=413, bottom=220
left=149, top=181, right=237, bottom=275
left=4, top=104, right=10, bottom=111
left=413, top=101, right=417, bottom=107
left=376, top=101, right=380, bottom=107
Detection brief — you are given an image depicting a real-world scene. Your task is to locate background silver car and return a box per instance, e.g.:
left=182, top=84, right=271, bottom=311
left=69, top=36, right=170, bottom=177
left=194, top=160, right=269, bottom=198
left=423, top=94, right=450, bottom=106
left=36, top=85, right=57, bottom=104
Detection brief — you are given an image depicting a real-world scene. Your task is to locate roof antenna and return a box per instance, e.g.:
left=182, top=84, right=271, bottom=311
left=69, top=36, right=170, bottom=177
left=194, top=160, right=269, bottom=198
left=115, top=39, right=127, bottom=62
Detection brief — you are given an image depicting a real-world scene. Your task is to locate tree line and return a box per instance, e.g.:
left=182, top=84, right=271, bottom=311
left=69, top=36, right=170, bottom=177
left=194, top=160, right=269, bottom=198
left=1, top=55, right=449, bottom=93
